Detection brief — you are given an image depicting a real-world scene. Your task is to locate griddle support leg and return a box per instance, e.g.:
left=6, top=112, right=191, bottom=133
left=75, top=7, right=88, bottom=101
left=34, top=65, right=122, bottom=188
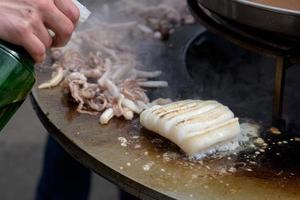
left=272, top=56, right=286, bottom=131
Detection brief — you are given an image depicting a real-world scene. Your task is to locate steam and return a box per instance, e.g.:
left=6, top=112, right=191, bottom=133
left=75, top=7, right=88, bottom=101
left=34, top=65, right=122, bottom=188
left=61, top=0, right=193, bottom=101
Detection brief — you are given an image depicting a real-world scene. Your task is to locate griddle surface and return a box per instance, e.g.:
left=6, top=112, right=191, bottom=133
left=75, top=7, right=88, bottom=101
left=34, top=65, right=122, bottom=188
left=32, top=25, right=300, bottom=200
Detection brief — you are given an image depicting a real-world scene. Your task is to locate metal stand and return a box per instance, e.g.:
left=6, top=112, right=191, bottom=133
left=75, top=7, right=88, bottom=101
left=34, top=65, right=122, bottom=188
left=272, top=56, right=287, bottom=131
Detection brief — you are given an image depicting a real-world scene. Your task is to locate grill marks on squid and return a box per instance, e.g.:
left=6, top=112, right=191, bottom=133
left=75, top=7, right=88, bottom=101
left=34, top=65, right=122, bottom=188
left=140, top=100, right=241, bottom=156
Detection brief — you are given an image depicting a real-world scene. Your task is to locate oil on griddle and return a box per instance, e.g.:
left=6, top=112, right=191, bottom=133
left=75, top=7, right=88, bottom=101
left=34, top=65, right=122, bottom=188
left=35, top=0, right=300, bottom=199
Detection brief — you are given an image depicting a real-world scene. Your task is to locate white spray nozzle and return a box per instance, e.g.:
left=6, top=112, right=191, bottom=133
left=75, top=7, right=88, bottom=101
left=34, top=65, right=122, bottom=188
left=48, top=1, right=90, bottom=37
left=72, top=0, right=91, bottom=23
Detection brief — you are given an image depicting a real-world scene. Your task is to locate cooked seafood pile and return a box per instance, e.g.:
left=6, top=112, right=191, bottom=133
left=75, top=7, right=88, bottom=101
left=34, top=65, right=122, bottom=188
left=38, top=0, right=195, bottom=124
left=37, top=1, right=246, bottom=160
left=38, top=44, right=170, bottom=124
left=140, top=100, right=241, bottom=156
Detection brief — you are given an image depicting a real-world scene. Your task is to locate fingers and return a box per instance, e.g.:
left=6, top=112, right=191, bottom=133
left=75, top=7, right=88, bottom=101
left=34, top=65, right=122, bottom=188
left=4, top=17, right=47, bottom=63
left=43, top=4, right=75, bottom=47
left=42, top=0, right=80, bottom=47
left=32, top=21, right=53, bottom=48
left=53, top=0, right=80, bottom=24
left=0, top=0, right=80, bottom=63
left=26, top=0, right=79, bottom=62
left=20, top=33, right=46, bottom=64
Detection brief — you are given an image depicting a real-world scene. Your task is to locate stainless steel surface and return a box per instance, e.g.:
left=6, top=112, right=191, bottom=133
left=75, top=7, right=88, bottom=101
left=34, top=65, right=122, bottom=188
left=197, top=0, right=300, bottom=39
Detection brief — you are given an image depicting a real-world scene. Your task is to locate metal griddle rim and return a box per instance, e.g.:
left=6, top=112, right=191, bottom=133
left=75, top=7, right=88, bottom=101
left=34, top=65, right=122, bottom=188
left=30, top=90, right=175, bottom=200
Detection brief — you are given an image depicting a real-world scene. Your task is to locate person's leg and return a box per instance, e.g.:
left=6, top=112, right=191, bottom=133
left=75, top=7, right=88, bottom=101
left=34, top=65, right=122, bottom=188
left=35, top=135, right=91, bottom=200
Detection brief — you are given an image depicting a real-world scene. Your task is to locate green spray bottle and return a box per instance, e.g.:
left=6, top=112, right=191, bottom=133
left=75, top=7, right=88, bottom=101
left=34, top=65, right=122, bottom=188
left=0, top=41, right=35, bottom=130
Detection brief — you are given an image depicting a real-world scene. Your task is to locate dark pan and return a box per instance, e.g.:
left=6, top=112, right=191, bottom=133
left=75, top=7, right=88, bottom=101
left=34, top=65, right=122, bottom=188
left=197, top=0, right=300, bottom=39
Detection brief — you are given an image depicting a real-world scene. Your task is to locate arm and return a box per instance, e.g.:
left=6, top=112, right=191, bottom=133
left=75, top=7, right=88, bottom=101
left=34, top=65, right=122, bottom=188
left=0, top=0, right=80, bottom=63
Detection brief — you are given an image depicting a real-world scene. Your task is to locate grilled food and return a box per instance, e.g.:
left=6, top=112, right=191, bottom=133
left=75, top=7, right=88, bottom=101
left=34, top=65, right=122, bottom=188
left=140, top=100, right=241, bottom=156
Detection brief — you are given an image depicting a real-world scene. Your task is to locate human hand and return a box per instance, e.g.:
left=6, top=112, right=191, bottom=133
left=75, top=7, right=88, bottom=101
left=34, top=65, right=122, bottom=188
left=0, top=0, right=80, bottom=63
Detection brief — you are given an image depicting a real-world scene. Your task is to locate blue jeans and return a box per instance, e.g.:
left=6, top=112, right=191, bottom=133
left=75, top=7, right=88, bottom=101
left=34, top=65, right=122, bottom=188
left=35, top=136, right=140, bottom=200
left=35, top=136, right=91, bottom=200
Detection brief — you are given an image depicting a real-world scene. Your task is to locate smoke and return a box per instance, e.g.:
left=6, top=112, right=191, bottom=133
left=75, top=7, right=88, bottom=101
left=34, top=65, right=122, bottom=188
left=62, top=0, right=192, bottom=98
left=67, top=1, right=300, bottom=131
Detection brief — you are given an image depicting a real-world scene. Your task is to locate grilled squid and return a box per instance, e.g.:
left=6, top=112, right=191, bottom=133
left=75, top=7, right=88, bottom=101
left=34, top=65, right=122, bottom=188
left=38, top=67, right=65, bottom=89
left=140, top=100, right=241, bottom=156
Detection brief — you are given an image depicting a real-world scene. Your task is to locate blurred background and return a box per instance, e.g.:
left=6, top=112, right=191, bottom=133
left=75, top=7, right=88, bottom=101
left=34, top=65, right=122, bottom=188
left=0, top=98, right=119, bottom=200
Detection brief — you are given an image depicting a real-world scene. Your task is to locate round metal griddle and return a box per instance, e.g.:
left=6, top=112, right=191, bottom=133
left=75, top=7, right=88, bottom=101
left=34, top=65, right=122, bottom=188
left=197, top=0, right=300, bottom=39
left=31, top=24, right=300, bottom=200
